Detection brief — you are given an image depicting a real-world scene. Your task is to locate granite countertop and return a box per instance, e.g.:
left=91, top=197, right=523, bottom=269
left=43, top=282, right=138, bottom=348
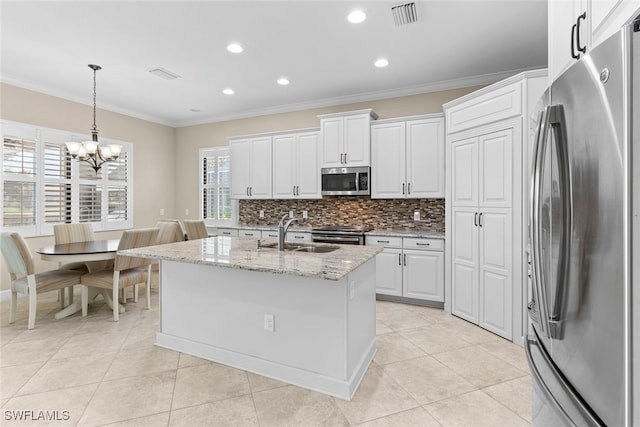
left=217, top=224, right=313, bottom=232
left=366, top=229, right=445, bottom=239
left=121, top=236, right=382, bottom=281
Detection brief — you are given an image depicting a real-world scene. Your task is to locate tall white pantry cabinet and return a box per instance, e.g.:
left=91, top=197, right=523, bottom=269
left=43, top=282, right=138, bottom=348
left=443, top=70, right=547, bottom=344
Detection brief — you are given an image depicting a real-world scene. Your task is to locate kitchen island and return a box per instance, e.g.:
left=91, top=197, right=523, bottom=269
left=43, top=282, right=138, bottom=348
left=122, top=236, right=382, bottom=400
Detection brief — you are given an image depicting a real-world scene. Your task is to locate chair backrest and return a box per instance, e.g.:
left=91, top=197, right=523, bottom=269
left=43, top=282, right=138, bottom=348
left=183, top=220, right=208, bottom=240
left=54, top=223, right=95, bottom=245
left=155, top=221, right=184, bottom=244
left=160, top=219, right=186, bottom=240
left=0, top=232, right=33, bottom=277
left=115, top=228, right=160, bottom=271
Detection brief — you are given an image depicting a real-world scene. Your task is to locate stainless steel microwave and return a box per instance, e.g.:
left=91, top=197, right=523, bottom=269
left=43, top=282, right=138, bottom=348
left=321, top=166, right=370, bottom=196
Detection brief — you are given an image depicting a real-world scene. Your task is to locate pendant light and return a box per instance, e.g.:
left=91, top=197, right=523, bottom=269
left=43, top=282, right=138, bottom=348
left=65, top=64, right=122, bottom=173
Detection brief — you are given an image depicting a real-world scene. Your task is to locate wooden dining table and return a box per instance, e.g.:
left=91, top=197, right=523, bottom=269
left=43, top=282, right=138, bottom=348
left=36, top=239, right=121, bottom=319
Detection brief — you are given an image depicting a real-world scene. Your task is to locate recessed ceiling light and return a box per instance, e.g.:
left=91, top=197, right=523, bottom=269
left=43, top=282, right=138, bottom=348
left=277, top=77, right=290, bottom=86
left=222, top=88, right=235, bottom=95
left=347, top=10, right=367, bottom=24
left=227, top=43, right=243, bottom=53
left=374, top=58, right=389, bottom=68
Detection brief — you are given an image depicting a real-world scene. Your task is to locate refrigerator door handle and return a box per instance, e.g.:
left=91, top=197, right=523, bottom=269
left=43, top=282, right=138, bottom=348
left=530, top=108, right=551, bottom=337
left=547, top=105, right=573, bottom=339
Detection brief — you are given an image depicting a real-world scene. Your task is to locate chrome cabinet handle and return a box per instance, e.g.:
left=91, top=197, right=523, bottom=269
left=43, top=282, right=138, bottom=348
left=398, top=253, right=402, bottom=265
left=246, top=187, right=250, bottom=196
left=474, top=212, right=478, bottom=227
left=479, top=212, right=483, bottom=227
left=416, top=242, right=430, bottom=246
left=403, top=254, right=407, bottom=266
left=294, top=235, right=304, bottom=239
left=378, top=240, right=390, bottom=244
left=343, top=153, right=347, bottom=164
left=402, top=183, right=405, bottom=195
left=571, top=23, right=580, bottom=59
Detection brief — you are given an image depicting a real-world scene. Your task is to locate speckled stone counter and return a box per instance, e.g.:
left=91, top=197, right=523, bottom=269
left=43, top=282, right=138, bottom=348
left=122, top=236, right=379, bottom=400
left=122, top=236, right=381, bottom=281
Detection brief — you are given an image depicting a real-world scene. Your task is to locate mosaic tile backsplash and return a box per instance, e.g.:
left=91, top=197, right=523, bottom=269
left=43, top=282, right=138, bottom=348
left=239, top=197, right=445, bottom=232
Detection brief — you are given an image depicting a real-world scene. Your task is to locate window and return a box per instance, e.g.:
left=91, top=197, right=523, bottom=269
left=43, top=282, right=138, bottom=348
left=200, top=147, right=235, bottom=225
left=1, top=120, right=133, bottom=236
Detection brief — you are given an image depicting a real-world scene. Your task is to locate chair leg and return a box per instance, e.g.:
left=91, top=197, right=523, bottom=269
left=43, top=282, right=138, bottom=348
left=113, top=271, right=120, bottom=322
left=134, top=284, right=139, bottom=303
left=68, top=286, right=74, bottom=305
left=81, top=286, right=88, bottom=317
left=9, top=290, right=17, bottom=324
left=145, top=265, right=152, bottom=310
left=27, top=276, right=37, bottom=330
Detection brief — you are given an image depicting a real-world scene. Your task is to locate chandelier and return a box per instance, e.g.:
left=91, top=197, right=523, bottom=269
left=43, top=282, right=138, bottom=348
left=65, top=64, right=121, bottom=173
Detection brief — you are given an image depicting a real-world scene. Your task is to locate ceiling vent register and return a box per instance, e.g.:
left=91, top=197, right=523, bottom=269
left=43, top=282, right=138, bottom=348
left=148, top=67, right=181, bottom=80
left=391, top=2, right=418, bottom=26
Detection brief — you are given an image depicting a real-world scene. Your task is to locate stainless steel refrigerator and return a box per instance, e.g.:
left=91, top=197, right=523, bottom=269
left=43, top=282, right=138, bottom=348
left=526, top=17, right=639, bottom=427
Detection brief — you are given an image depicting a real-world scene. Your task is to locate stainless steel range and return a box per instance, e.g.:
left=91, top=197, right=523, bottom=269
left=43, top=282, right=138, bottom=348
left=311, top=225, right=372, bottom=245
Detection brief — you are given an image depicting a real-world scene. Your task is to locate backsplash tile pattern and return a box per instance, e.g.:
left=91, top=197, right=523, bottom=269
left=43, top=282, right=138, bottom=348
left=239, top=197, right=445, bottom=232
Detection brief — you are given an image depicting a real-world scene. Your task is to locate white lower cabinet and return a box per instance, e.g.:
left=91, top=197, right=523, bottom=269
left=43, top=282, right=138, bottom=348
left=238, top=229, right=261, bottom=238
left=366, top=235, right=444, bottom=303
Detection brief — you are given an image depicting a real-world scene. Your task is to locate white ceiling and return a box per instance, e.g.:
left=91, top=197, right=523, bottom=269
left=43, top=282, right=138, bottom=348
left=1, top=1, right=548, bottom=127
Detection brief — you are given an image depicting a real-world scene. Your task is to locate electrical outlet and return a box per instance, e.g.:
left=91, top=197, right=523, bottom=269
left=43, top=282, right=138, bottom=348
left=259, top=210, right=265, bottom=218
left=264, top=314, right=275, bottom=332
left=289, top=210, right=294, bottom=218
left=160, top=208, right=165, bottom=216
left=302, top=210, right=308, bottom=219
left=185, top=209, right=189, bottom=216
left=414, top=211, right=420, bottom=221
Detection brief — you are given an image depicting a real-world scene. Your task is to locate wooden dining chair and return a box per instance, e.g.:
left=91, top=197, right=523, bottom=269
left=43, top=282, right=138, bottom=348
left=1, top=232, right=84, bottom=329
left=183, top=220, right=209, bottom=240
left=80, top=228, right=159, bottom=321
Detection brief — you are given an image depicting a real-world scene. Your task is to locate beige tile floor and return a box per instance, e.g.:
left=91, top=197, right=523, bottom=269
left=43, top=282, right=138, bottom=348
left=0, top=277, right=532, bottom=426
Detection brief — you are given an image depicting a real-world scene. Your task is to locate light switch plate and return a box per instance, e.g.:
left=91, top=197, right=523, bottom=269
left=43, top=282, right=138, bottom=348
left=259, top=210, right=265, bottom=218
left=414, top=211, right=420, bottom=221
left=302, top=210, right=308, bottom=219
left=289, top=210, right=294, bottom=218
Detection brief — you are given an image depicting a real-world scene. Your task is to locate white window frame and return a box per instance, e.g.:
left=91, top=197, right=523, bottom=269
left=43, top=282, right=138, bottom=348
left=199, top=147, right=236, bottom=226
left=1, top=120, right=134, bottom=237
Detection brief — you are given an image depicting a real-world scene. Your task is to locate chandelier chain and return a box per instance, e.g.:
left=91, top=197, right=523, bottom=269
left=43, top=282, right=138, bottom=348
left=92, top=67, right=97, bottom=131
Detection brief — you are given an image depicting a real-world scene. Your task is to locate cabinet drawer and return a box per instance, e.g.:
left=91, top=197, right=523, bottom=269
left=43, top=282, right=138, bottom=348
left=365, top=236, right=402, bottom=248
left=239, top=230, right=261, bottom=238
left=446, top=81, right=522, bottom=134
left=262, top=230, right=279, bottom=239
left=217, top=228, right=238, bottom=237
left=286, top=232, right=311, bottom=242
left=403, top=238, right=443, bottom=251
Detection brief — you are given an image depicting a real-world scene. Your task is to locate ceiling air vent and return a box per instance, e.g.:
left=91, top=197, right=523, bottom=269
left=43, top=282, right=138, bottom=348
left=391, top=2, right=418, bottom=26
left=148, top=67, right=181, bottom=80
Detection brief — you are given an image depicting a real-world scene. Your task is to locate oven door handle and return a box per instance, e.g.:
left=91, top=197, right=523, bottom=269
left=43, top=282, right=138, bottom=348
left=312, top=235, right=361, bottom=244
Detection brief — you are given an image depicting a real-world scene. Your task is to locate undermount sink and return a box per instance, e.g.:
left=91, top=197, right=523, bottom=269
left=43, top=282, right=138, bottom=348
left=259, top=242, right=340, bottom=253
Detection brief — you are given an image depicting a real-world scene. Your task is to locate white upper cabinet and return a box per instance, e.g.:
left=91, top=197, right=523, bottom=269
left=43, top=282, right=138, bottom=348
left=230, top=136, right=272, bottom=199
left=319, top=109, right=377, bottom=168
left=273, top=130, right=321, bottom=199
left=548, top=0, right=640, bottom=83
left=371, top=115, right=444, bottom=199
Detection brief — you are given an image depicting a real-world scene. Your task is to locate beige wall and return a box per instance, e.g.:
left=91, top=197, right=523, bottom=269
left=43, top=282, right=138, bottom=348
left=1, top=83, right=483, bottom=292
left=0, top=83, right=176, bottom=291
left=174, top=86, right=483, bottom=220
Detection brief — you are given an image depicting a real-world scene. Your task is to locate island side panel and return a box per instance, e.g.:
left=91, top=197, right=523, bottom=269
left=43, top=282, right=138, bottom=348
left=346, top=258, right=377, bottom=384
left=158, top=260, right=348, bottom=379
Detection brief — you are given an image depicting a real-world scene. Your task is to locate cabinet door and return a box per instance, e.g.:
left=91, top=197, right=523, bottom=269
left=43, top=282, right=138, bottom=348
left=249, top=137, right=272, bottom=199
left=230, top=139, right=252, bottom=199
left=479, top=128, right=513, bottom=208
left=479, top=207, right=513, bottom=340
left=450, top=137, right=478, bottom=207
left=374, top=248, right=403, bottom=296
left=343, top=114, right=370, bottom=166
left=451, top=207, right=479, bottom=323
left=548, top=0, right=589, bottom=83
left=403, top=249, right=444, bottom=302
left=321, top=117, right=343, bottom=167
left=406, top=118, right=445, bottom=198
left=272, top=134, right=297, bottom=199
left=371, top=122, right=406, bottom=198
left=296, top=132, right=321, bottom=198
